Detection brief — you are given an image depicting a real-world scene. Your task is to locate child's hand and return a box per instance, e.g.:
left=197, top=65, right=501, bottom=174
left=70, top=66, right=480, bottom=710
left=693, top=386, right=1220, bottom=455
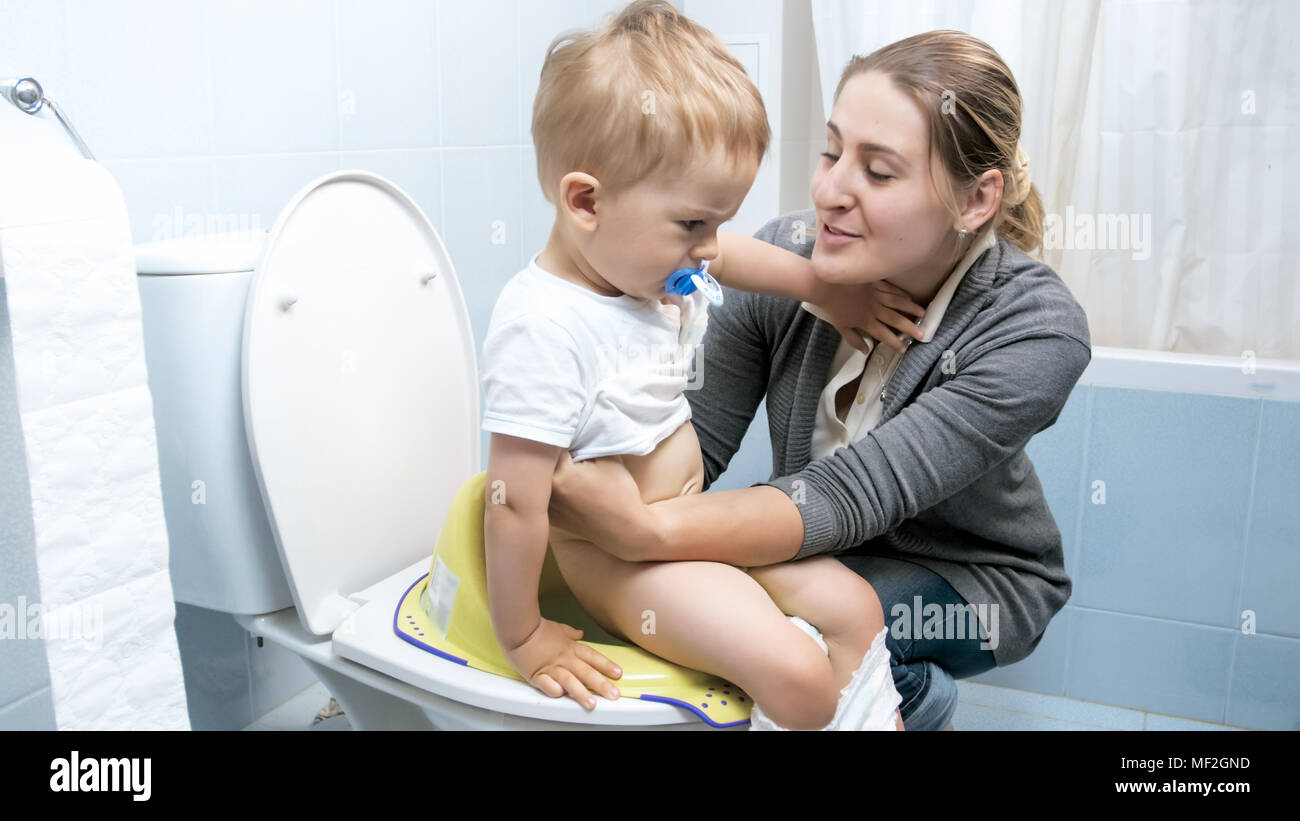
left=504, top=617, right=623, bottom=710
left=815, top=280, right=927, bottom=355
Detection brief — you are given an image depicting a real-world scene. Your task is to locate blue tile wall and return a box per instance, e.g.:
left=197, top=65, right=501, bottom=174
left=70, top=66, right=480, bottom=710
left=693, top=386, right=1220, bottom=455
left=984, top=381, right=1298, bottom=730
left=971, top=605, right=1071, bottom=697
left=1227, top=632, right=1300, bottom=730
left=1067, top=608, right=1235, bottom=724
left=1025, top=385, right=1090, bottom=579
left=1073, top=388, right=1256, bottom=628
left=1240, top=400, right=1300, bottom=641
left=0, top=688, right=57, bottom=731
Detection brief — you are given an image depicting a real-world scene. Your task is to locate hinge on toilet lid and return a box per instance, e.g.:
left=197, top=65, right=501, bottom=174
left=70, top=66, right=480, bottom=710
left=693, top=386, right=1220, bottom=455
left=313, top=593, right=364, bottom=637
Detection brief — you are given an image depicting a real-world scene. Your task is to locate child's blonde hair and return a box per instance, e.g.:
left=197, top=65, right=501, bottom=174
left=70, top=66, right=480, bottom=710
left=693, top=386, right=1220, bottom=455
left=531, top=0, right=770, bottom=202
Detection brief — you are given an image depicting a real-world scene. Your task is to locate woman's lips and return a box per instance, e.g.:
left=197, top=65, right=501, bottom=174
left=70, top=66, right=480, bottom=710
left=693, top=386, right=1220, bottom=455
left=820, top=222, right=861, bottom=246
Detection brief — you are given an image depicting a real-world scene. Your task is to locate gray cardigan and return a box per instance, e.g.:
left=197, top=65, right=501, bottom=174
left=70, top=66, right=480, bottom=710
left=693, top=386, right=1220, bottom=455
left=686, top=209, right=1092, bottom=666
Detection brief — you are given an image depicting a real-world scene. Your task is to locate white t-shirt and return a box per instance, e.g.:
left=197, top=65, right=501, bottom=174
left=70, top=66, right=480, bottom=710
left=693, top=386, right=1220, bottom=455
left=480, top=254, right=710, bottom=462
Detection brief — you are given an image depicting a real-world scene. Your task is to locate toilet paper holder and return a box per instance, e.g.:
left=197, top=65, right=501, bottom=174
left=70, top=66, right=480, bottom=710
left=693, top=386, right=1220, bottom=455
left=2, top=76, right=96, bottom=161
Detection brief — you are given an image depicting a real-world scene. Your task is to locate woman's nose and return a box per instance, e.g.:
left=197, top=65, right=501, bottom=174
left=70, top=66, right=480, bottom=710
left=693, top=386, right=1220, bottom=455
left=812, top=159, right=854, bottom=212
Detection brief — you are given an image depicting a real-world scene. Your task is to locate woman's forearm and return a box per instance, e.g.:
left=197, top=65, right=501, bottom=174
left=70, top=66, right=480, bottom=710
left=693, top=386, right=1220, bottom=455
left=637, top=485, right=805, bottom=566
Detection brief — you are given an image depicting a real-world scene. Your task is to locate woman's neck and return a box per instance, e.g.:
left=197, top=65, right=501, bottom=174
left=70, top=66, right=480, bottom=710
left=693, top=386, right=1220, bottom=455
left=885, top=233, right=970, bottom=307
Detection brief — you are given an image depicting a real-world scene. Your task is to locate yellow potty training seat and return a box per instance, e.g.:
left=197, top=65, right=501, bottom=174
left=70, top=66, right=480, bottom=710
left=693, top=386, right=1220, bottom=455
left=394, top=471, right=754, bottom=727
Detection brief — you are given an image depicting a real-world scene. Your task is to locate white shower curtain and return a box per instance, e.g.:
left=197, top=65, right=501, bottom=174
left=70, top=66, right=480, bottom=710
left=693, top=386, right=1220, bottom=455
left=810, top=0, right=1299, bottom=359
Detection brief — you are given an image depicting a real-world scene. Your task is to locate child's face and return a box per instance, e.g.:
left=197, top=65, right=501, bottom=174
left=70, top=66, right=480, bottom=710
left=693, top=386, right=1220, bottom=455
left=588, top=143, right=758, bottom=300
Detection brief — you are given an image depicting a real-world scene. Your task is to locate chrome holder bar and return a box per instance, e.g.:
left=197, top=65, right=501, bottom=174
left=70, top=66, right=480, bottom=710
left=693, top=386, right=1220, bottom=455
left=2, top=76, right=97, bottom=161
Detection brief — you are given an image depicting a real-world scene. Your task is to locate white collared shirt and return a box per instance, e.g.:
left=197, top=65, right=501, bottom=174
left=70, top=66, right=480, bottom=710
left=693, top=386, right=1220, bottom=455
left=803, top=228, right=997, bottom=462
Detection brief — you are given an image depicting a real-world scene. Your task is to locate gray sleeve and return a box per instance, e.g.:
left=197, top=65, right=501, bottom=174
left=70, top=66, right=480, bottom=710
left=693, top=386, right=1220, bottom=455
left=760, top=330, right=1093, bottom=560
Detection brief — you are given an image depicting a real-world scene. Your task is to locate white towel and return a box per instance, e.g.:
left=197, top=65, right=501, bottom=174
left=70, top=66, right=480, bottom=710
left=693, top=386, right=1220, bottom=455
left=1, top=105, right=189, bottom=729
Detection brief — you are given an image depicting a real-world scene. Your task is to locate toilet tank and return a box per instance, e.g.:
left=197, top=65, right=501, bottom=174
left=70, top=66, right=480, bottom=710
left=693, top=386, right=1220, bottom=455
left=135, top=232, right=294, bottom=616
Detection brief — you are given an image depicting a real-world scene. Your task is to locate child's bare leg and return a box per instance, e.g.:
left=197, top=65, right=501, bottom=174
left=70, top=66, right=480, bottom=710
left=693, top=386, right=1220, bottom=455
left=549, top=535, right=841, bottom=730
left=745, top=557, right=884, bottom=689
left=747, top=556, right=904, bottom=729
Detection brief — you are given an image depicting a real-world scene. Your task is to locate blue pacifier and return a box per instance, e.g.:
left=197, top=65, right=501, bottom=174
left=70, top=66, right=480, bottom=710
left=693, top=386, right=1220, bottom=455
left=665, top=259, right=723, bottom=306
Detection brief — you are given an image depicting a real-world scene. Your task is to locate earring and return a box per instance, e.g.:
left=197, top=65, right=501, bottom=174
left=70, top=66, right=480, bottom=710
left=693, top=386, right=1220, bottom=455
left=957, top=228, right=969, bottom=241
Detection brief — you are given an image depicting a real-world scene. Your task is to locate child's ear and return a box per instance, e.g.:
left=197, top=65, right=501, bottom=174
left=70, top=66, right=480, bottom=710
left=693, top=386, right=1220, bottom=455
left=558, top=172, right=602, bottom=233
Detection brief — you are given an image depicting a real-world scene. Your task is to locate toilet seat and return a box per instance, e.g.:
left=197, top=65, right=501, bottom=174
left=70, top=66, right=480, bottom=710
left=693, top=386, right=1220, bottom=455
left=243, top=170, right=479, bottom=638
left=241, top=171, right=743, bottom=729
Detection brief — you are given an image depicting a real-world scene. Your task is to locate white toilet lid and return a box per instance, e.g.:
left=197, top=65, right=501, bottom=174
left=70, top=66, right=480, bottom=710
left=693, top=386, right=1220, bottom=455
left=243, top=171, right=479, bottom=637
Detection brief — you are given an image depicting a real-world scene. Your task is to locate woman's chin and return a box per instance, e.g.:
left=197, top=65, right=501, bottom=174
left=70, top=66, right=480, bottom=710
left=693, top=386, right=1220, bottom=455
left=812, top=254, right=865, bottom=286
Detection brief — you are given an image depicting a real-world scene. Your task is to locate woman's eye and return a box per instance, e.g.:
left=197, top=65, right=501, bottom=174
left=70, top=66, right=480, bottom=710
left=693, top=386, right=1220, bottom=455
left=680, top=220, right=705, bottom=231
left=820, top=152, right=840, bottom=162
left=867, top=168, right=894, bottom=182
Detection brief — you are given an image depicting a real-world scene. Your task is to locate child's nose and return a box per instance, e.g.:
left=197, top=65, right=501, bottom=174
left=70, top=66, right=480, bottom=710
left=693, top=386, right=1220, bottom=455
left=691, top=235, right=719, bottom=263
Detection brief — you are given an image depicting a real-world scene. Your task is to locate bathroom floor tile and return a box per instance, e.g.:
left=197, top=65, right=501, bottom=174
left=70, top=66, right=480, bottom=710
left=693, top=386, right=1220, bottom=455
left=951, top=702, right=1106, bottom=731
left=1143, top=713, right=1243, bottom=731
left=958, top=681, right=1145, bottom=730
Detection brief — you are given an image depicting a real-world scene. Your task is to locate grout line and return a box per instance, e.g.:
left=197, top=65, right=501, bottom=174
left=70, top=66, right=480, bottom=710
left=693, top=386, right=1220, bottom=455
left=332, top=0, right=344, bottom=165
left=960, top=684, right=1245, bottom=731
left=1224, top=397, right=1266, bottom=724
left=242, top=626, right=256, bottom=729
left=1062, top=385, right=1093, bottom=697
left=960, top=682, right=1145, bottom=720
left=1065, top=603, right=1299, bottom=639
left=958, top=701, right=1118, bottom=731
left=200, top=0, right=216, bottom=215
left=515, top=0, right=524, bottom=269
left=103, top=145, right=533, bottom=167
left=435, top=0, right=445, bottom=237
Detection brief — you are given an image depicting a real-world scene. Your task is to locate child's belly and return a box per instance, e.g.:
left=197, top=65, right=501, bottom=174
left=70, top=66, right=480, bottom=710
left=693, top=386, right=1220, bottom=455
left=619, top=420, right=705, bottom=505
left=545, top=421, right=704, bottom=643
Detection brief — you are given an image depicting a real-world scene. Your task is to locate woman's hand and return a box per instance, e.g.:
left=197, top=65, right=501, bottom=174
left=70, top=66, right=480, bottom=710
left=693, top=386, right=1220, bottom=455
left=814, top=279, right=927, bottom=355
left=548, top=451, right=658, bottom=562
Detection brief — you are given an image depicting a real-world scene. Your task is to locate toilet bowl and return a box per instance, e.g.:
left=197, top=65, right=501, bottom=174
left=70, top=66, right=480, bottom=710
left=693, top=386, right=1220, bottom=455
left=136, top=170, right=746, bottom=730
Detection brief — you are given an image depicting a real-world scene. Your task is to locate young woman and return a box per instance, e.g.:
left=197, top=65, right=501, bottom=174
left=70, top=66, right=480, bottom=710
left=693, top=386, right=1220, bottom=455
left=545, top=30, right=1092, bottom=731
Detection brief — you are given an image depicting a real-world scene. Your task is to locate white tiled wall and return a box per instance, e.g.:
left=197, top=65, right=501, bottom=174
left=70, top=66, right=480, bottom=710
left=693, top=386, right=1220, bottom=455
left=0, top=0, right=813, bottom=239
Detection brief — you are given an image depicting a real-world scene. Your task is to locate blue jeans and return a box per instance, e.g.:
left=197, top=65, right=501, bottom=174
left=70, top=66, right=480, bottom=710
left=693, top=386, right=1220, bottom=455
left=835, top=552, right=997, bottom=730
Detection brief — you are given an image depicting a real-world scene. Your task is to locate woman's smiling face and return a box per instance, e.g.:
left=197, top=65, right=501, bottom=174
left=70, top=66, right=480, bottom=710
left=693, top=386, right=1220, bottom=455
left=810, top=71, right=963, bottom=294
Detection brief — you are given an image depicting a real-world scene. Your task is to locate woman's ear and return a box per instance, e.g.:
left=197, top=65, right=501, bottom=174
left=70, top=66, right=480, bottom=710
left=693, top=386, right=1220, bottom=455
left=558, top=171, right=602, bottom=234
left=956, top=168, right=1004, bottom=233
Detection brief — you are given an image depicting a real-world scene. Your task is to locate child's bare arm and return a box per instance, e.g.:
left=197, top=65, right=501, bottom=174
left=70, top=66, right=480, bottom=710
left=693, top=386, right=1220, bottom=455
left=484, top=433, right=622, bottom=707
left=709, top=232, right=829, bottom=303
left=710, top=232, right=927, bottom=355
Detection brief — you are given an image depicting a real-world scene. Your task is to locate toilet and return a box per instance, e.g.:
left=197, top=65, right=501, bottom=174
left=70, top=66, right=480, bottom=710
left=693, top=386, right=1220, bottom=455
left=135, top=170, right=738, bottom=730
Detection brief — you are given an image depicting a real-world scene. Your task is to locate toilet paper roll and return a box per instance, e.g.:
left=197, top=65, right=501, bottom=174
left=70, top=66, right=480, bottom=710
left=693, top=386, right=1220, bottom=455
left=0, top=117, right=189, bottom=729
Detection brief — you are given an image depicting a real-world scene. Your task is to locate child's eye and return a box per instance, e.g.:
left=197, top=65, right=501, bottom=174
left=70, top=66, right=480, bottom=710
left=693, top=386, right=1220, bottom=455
left=680, top=220, right=705, bottom=231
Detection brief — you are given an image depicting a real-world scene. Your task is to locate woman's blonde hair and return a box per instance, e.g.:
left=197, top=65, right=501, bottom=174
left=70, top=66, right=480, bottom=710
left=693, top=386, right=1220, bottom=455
left=835, top=30, right=1044, bottom=255
left=531, top=0, right=770, bottom=201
